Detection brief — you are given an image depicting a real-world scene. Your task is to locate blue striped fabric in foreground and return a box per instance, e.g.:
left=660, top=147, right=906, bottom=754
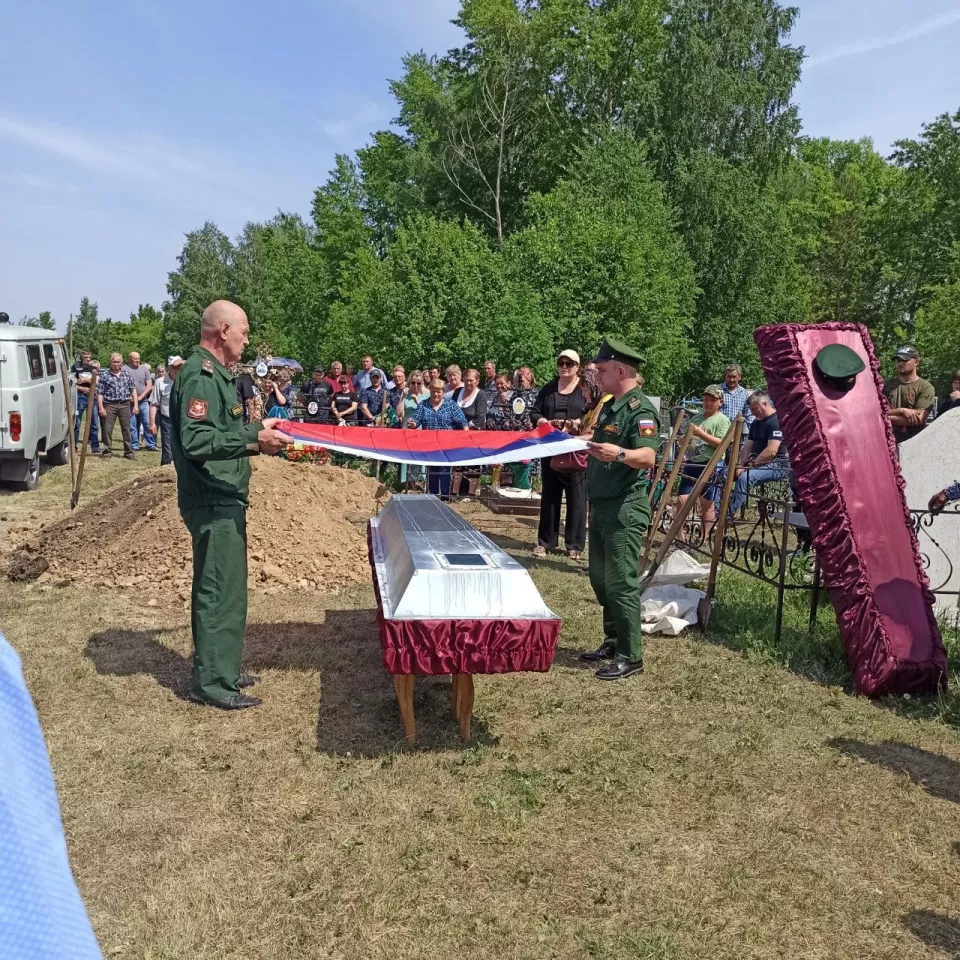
left=0, top=633, right=102, bottom=960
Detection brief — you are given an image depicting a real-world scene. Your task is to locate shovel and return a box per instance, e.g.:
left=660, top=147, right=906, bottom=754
left=697, top=415, right=744, bottom=629
left=72, top=368, right=98, bottom=509
left=638, top=428, right=735, bottom=596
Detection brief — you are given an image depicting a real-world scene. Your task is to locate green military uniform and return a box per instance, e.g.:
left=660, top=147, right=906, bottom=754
left=171, top=346, right=264, bottom=702
left=586, top=339, right=660, bottom=667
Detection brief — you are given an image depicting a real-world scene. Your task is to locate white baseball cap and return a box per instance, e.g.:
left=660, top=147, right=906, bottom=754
left=557, top=349, right=581, bottom=365
left=167, top=355, right=185, bottom=367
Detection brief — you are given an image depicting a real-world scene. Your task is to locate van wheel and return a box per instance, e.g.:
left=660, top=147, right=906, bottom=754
left=12, top=453, right=41, bottom=492
left=46, top=439, right=70, bottom=467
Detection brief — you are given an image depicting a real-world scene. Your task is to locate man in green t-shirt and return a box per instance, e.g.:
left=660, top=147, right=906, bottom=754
left=884, top=345, right=935, bottom=443
left=678, top=385, right=731, bottom=540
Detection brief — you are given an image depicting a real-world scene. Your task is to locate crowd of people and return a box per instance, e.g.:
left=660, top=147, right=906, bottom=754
left=70, top=340, right=953, bottom=556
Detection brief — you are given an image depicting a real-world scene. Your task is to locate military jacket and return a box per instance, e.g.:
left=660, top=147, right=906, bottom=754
left=171, top=346, right=262, bottom=510
left=586, top=387, right=660, bottom=505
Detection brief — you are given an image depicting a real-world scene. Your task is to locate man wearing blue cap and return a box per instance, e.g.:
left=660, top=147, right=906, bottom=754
left=580, top=337, right=660, bottom=680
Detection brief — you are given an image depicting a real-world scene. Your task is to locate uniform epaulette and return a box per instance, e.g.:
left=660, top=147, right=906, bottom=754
left=202, top=359, right=214, bottom=375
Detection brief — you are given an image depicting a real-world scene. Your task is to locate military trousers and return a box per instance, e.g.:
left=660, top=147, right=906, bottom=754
left=182, top=504, right=248, bottom=701
left=587, top=497, right=649, bottom=663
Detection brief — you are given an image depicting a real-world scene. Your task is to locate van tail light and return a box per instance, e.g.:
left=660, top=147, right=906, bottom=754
left=9, top=413, right=21, bottom=442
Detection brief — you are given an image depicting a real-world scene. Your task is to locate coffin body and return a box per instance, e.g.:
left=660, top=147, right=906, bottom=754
left=368, top=495, right=561, bottom=675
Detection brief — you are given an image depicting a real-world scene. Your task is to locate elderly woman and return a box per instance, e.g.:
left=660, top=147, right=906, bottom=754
left=458, top=368, right=488, bottom=429
left=530, top=350, right=596, bottom=559
left=445, top=364, right=464, bottom=401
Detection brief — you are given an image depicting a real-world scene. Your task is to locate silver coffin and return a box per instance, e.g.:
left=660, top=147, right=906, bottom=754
left=369, top=495, right=559, bottom=621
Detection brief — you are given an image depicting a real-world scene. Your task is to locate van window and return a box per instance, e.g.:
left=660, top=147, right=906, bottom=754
left=43, top=344, right=57, bottom=377
left=27, top=345, right=43, bottom=380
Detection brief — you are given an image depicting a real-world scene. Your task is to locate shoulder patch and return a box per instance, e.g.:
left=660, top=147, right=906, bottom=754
left=638, top=418, right=657, bottom=438
left=188, top=398, right=209, bottom=420
left=201, top=359, right=214, bottom=375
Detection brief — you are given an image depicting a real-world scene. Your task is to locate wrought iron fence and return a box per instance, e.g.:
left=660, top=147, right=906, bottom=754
left=649, top=463, right=960, bottom=642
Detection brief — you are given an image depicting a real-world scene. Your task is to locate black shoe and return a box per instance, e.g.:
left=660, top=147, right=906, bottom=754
left=186, top=691, right=261, bottom=710
left=238, top=673, right=260, bottom=689
left=124, top=453, right=136, bottom=460
left=580, top=641, right=616, bottom=663
left=595, top=659, right=644, bottom=681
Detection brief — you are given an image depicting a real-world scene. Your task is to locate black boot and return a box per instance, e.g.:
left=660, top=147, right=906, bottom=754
left=595, top=659, right=644, bottom=681
left=580, top=641, right=616, bottom=663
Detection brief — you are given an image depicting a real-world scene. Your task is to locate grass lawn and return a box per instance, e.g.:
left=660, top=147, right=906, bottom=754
left=2, top=460, right=960, bottom=959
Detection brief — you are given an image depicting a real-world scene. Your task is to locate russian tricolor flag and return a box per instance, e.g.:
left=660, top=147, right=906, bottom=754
left=276, top=421, right=587, bottom=466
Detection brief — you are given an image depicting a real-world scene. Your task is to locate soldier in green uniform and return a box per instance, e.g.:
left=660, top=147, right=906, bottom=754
left=172, top=300, right=290, bottom=710
left=580, top=337, right=660, bottom=680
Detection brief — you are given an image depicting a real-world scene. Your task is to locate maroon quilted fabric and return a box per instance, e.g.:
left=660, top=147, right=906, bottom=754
left=754, top=322, right=947, bottom=696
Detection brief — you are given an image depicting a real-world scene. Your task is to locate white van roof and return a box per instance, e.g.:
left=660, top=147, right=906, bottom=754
left=0, top=327, right=63, bottom=343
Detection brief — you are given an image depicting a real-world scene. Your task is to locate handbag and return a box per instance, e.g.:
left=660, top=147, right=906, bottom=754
left=549, top=379, right=596, bottom=472
left=551, top=450, right=587, bottom=473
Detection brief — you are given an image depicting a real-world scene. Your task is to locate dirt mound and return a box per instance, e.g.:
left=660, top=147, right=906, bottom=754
left=7, top=458, right=387, bottom=599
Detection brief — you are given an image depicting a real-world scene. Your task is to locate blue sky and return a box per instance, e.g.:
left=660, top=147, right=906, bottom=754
left=1, top=0, right=958, bottom=331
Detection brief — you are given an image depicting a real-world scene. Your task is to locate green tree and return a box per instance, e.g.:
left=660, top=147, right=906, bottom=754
left=325, top=214, right=547, bottom=374
left=162, top=222, right=234, bottom=357
left=913, top=247, right=960, bottom=392
left=507, top=135, right=697, bottom=391
left=18, top=311, right=55, bottom=330
left=671, top=152, right=807, bottom=386
left=644, top=0, right=803, bottom=181
left=69, top=297, right=103, bottom=359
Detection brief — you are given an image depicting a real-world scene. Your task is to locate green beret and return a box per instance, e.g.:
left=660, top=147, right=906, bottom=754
left=592, top=336, right=643, bottom=367
left=814, top=343, right=865, bottom=392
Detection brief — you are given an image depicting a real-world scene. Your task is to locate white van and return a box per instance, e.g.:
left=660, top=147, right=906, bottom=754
left=0, top=326, right=73, bottom=490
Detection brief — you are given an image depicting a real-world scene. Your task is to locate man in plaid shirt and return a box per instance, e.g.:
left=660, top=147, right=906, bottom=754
left=719, top=363, right=755, bottom=428
left=97, top=352, right=137, bottom=458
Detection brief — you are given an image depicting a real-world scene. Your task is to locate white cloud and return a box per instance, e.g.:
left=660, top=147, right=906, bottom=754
left=0, top=112, right=263, bottom=216
left=318, top=96, right=391, bottom=148
left=0, top=171, right=84, bottom=193
left=806, top=8, right=960, bottom=68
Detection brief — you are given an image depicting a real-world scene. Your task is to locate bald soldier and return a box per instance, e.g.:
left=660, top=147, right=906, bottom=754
left=172, top=301, right=289, bottom=710
left=579, top=337, right=660, bottom=680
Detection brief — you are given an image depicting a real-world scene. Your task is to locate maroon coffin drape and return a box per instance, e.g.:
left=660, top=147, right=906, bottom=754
left=754, top=322, right=946, bottom=696
left=367, top=523, right=561, bottom=675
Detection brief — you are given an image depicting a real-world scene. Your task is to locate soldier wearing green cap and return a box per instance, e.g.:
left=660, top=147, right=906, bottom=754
left=172, top=300, right=290, bottom=711
left=579, top=337, right=660, bottom=680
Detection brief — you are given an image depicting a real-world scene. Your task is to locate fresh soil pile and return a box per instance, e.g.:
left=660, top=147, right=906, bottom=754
left=7, top=458, right=387, bottom=599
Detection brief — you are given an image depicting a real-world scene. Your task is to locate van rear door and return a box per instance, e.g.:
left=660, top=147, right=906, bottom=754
left=43, top=342, right=65, bottom=446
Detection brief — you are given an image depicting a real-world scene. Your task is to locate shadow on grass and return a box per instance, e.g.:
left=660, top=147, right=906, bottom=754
left=704, top=568, right=850, bottom=688
left=552, top=646, right=600, bottom=672
left=84, top=613, right=496, bottom=757
left=902, top=910, right=960, bottom=957
left=830, top=738, right=960, bottom=805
